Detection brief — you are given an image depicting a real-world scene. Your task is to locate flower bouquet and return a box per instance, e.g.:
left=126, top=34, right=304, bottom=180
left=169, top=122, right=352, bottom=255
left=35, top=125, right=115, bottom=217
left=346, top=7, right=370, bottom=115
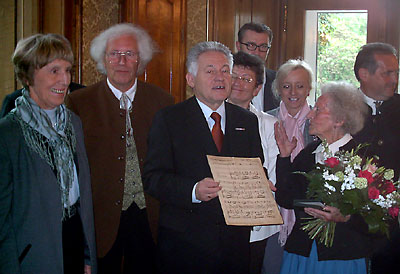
left=298, top=141, right=400, bottom=247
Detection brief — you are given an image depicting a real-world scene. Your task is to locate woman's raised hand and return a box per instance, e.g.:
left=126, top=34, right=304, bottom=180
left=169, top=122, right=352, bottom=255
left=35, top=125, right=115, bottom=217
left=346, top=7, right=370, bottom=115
left=274, top=121, right=297, bottom=158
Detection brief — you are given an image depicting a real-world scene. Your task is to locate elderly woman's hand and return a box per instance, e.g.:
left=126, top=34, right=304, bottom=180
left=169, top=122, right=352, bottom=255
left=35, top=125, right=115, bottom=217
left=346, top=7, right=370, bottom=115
left=274, top=121, right=297, bottom=158
left=304, top=206, right=350, bottom=223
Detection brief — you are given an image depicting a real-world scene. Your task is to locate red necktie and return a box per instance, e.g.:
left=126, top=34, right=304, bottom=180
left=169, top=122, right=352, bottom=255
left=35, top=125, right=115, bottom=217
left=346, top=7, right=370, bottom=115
left=211, top=112, right=224, bottom=152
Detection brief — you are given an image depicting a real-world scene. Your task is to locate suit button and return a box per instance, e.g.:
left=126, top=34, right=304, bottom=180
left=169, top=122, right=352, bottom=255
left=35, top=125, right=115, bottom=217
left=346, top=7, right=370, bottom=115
left=121, top=135, right=125, bottom=140
left=119, top=177, right=124, bottom=183
left=377, top=139, right=384, bottom=146
left=115, top=200, right=121, bottom=205
left=118, top=156, right=124, bottom=160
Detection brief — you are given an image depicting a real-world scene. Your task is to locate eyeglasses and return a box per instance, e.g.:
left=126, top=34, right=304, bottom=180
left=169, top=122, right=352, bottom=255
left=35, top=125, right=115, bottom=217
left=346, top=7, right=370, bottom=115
left=106, top=51, right=138, bottom=63
left=232, top=74, right=254, bottom=84
left=239, top=42, right=271, bottom=52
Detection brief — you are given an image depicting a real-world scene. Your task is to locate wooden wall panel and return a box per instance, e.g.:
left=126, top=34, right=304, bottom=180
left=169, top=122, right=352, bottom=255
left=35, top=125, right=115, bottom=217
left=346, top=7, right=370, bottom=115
left=208, top=0, right=282, bottom=70
left=208, top=0, right=236, bottom=49
left=41, top=0, right=64, bottom=34
left=0, top=0, right=17, bottom=104
left=386, top=0, right=400, bottom=50
left=133, top=0, right=186, bottom=102
left=1, top=0, right=41, bottom=104
left=234, top=0, right=252, bottom=43
left=64, top=0, right=83, bottom=84
left=252, top=0, right=283, bottom=69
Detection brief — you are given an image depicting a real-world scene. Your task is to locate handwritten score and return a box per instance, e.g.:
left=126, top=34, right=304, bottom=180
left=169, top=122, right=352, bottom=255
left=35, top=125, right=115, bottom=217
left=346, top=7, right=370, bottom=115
left=207, top=155, right=283, bottom=226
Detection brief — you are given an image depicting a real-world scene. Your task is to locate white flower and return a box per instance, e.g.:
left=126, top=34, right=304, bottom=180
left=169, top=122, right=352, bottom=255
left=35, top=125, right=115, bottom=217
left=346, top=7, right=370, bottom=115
left=324, top=182, right=336, bottom=193
left=372, top=193, right=397, bottom=209
left=322, top=171, right=340, bottom=182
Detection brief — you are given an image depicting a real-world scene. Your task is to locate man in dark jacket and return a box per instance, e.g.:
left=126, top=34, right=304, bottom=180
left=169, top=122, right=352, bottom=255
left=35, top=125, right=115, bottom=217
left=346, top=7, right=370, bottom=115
left=143, top=41, right=264, bottom=273
left=353, top=42, right=400, bottom=274
left=66, top=23, right=174, bottom=274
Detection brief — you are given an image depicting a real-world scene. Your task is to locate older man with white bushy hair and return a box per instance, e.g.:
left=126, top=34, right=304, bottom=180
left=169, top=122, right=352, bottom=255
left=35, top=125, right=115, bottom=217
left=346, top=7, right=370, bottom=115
left=66, top=23, right=174, bottom=274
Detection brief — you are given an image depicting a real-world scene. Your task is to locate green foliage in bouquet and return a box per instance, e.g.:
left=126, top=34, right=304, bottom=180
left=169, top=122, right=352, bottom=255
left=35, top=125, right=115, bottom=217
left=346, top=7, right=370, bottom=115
left=297, top=141, right=400, bottom=247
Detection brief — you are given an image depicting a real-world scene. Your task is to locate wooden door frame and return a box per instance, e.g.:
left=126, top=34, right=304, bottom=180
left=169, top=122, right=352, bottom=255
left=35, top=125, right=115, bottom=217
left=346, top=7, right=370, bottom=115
left=64, top=0, right=83, bottom=84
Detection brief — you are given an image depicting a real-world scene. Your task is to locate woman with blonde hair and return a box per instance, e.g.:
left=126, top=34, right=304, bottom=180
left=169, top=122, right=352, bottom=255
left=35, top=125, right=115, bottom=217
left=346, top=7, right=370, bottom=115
left=263, top=59, right=315, bottom=274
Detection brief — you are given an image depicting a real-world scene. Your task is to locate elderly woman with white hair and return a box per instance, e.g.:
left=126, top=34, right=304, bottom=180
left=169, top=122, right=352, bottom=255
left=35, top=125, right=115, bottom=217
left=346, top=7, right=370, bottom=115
left=66, top=23, right=174, bottom=274
left=274, top=82, right=371, bottom=274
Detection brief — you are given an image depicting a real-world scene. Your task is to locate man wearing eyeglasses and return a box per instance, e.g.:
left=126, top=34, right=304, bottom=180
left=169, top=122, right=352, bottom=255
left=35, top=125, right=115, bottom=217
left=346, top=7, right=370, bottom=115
left=66, top=23, right=174, bottom=274
left=236, top=23, right=280, bottom=112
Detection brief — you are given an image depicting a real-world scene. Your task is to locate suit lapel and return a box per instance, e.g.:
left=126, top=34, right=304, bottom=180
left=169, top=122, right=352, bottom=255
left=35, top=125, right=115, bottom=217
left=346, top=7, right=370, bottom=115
left=223, top=102, right=249, bottom=155
left=223, top=102, right=235, bottom=154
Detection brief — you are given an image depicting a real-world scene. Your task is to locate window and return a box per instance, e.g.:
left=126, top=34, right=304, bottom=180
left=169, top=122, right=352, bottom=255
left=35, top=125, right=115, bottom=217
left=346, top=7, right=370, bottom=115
left=304, top=10, right=368, bottom=103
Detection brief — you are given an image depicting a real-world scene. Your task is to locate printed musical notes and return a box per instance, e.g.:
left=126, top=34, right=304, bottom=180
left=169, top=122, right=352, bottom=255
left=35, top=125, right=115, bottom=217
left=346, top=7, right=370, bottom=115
left=207, top=155, right=283, bottom=226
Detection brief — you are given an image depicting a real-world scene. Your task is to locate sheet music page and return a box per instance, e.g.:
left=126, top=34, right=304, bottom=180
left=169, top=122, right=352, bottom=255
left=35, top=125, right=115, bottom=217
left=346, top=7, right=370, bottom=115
left=207, top=155, right=283, bottom=226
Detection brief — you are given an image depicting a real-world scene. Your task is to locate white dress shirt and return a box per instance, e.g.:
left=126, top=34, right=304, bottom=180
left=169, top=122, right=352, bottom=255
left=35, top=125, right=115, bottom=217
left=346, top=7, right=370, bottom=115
left=249, top=104, right=281, bottom=242
left=191, top=99, right=226, bottom=203
left=196, top=98, right=226, bottom=133
left=252, top=85, right=264, bottom=112
left=251, top=67, right=266, bottom=112
left=107, top=78, right=137, bottom=109
left=312, top=133, right=353, bottom=164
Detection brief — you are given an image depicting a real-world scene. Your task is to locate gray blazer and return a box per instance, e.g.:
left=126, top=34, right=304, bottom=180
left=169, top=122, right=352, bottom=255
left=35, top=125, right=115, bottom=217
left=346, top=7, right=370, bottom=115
left=0, top=111, right=97, bottom=274
left=267, top=106, right=314, bottom=146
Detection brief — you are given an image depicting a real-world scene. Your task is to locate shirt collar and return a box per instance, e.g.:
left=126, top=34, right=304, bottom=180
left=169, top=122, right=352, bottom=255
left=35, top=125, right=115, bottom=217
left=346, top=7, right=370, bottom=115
left=313, top=133, right=353, bottom=155
left=359, top=88, right=381, bottom=115
left=196, top=98, right=226, bottom=133
left=249, top=103, right=258, bottom=113
left=107, top=78, right=137, bottom=109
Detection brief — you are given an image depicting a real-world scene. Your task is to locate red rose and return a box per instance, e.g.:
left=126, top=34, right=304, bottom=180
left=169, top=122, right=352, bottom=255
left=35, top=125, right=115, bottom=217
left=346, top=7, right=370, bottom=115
left=368, top=187, right=380, bottom=199
left=359, top=170, right=374, bottom=184
left=325, top=157, right=340, bottom=168
left=388, top=206, right=399, bottom=218
left=385, top=181, right=396, bottom=194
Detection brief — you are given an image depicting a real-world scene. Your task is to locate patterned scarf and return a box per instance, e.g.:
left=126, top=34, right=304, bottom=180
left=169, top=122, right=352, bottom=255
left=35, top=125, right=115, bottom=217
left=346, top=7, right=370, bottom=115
left=12, top=89, right=76, bottom=220
left=278, top=101, right=310, bottom=246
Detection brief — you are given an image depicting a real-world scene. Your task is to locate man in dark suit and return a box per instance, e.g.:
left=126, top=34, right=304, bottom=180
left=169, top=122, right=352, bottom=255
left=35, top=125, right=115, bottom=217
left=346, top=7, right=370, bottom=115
left=0, top=82, right=84, bottom=118
left=236, top=23, right=279, bottom=112
left=143, top=41, right=264, bottom=273
left=66, top=23, right=174, bottom=274
left=352, top=42, right=400, bottom=274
